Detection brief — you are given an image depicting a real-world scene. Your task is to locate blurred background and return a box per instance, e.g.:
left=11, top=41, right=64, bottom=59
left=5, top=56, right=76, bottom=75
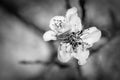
left=0, top=0, right=120, bottom=80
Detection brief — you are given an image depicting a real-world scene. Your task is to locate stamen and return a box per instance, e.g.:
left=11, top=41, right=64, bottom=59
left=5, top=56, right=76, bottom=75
left=57, top=31, right=83, bottom=53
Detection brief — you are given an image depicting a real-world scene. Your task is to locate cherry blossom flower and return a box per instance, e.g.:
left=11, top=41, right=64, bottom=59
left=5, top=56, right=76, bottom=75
left=43, top=7, right=101, bottom=65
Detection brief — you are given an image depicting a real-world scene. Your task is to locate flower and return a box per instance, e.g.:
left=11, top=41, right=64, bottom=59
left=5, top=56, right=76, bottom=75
left=43, top=7, right=101, bottom=65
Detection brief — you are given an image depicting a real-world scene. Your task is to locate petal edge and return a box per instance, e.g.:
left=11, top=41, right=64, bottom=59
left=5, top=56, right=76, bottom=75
left=58, top=43, right=72, bottom=63
left=49, top=16, right=70, bottom=34
left=81, top=27, right=101, bottom=46
left=43, top=30, right=57, bottom=41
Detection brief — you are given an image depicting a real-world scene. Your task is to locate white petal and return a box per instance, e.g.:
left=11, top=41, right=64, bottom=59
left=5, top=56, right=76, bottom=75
left=78, top=58, right=87, bottom=65
left=49, top=16, right=70, bottom=34
left=58, top=43, right=72, bottom=63
left=66, top=7, right=77, bottom=20
left=70, top=14, right=82, bottom=32
left=66, top=7, right=82, bottom=32
left=77, top=50, right=89, bottom=65
left=43, top=30, right=57, bottom=41
left=81, top=27, right=101, bottom=46
left=72, top=45, right=90, bottom=65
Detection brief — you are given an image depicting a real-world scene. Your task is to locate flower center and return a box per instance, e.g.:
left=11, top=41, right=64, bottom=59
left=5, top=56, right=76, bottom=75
left=57, top=31, right=83, bottom=52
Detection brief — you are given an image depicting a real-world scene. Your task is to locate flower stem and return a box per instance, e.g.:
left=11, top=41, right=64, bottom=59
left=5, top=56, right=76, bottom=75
left=75, top=60, right=86, bottom=80
left=76, top=60, right=81, bottom=76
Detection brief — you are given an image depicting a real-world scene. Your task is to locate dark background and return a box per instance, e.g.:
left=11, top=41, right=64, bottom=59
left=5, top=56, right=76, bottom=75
left=0, top=0, right=120, bottom=80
